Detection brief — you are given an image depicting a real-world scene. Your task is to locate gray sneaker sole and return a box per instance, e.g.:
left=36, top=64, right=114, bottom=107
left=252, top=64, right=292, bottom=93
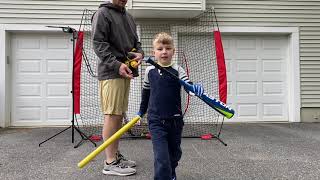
left=102, top=169, right=136, bottom=176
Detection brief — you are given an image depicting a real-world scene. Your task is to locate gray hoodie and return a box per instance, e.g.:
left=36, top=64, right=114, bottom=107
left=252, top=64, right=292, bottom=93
left=92, top=2, right=144, bottom=80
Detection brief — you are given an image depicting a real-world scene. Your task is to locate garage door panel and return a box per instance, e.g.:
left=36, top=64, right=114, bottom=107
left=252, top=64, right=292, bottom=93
left=233, top=75, right=259, bottom=80
left=46, top=106, right=71, bottom=121
left=262, top=82, right=285, bottom=95
left=15, top=98, right=45, bottom=105
left=236, top=60, right=258, bottom=72
left=236, top=94, right=285, bottom=100
left=47, top=37, right=71, bottom=49
left=262, top=104, right=285, bottom=117
left=232, top=73, right=285, bottom=80
left=46, top=98, right=71, bottom=105
left=235, top=54, right=258, bottom=60
left=16, top=60, right=41, bottom=73
left=262, top=38, right=283, bottom=48
left=261, top=75, right=286, bottom=82
left=236, top=81, right=258, bottom=96
left=14, top=98, right=71, bottom=105
left=237, top=104, right=258, bottom=117
left=15, top=37, right=41, bottom=49
left=14, top=77, right=72, bottom=83
left=14, top=61, right=71, bottom=77
left=262, top=60, right=283, bottom=72
left=47, top=83, right=71, bottom=97
left=261, top=50, right=285, bottom=59
left=14, top=51, right=71, bottom=59
left=16, top=106, right=42, bottom=121
left=45, top=51, right=72, bottom=58
left=14, top=51, right=42, bottom=58
left=46, top=59, right=71, bottom=73
left=16, top=83, right=42, bottom=96
left=237, top=103, right=286, bottom=119
left=15, top=77, right=72, bottom=83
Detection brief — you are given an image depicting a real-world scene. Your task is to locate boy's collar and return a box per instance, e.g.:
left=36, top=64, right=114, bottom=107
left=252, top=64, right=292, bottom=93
left=157, top=61, right=174, bottom=67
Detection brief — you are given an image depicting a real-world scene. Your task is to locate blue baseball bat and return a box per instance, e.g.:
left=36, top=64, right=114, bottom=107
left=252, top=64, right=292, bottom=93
left=143, top=56, right=235, bottom=119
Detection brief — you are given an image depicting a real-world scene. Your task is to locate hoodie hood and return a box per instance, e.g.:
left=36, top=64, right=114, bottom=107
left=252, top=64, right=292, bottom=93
left=99, top=1, right=126, bottom=13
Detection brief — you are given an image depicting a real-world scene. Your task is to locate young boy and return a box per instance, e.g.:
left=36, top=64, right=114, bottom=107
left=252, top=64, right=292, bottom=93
left=138, top=32, right=203, bottom=180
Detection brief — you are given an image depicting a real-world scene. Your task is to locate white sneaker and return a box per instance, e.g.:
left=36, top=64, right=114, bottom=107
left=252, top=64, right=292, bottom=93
left=117, top=152, right=136, bottom=168
left=102, top=160, right=136, bottom=176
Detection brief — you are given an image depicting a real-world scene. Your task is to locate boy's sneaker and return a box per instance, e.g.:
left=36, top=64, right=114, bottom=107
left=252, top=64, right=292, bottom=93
left=117, top=151, right=136, bottom=167
left=102, top=160, right=136, bottom=176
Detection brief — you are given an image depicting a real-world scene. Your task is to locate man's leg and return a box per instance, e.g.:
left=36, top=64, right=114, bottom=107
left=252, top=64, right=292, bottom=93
left=100, top=79, right=136, bottom=176
left=102, top=113, right=136, bottom=176
left=103, top=114, right=123, bottom=163
left=100, top=79, right=129, bottom=163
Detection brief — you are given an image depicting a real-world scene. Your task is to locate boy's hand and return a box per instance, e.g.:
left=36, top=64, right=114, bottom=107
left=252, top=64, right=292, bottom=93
left=136, top=111, right=144, bottom=118
left=136, top=112, right=144, bottom=125
left=119, top=63, right=133, bottom=79
left=189, top=83, right=204, bottom=97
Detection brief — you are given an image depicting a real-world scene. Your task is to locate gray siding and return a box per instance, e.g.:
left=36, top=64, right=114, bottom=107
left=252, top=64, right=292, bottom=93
left=0, top=0, right=101, bottom=25
left=208, top=0, right=320, bottom=108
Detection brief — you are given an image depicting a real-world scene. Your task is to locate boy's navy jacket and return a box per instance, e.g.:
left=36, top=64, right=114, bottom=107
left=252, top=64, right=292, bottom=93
left=139, top=63, right=190, bottom=119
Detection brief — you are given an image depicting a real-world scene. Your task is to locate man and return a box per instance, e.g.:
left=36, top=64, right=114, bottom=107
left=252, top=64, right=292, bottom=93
left=92, top=0, right=144, bottom=176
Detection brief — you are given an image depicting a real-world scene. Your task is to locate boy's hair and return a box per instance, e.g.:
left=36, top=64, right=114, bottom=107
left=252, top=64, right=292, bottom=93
left=153, top=32, right=174, bottom=47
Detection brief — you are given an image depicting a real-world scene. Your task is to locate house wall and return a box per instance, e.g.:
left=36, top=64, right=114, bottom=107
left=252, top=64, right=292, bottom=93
left=0, top=0, right=100, bottom=25
left=0, top=0, right=319, bottom=123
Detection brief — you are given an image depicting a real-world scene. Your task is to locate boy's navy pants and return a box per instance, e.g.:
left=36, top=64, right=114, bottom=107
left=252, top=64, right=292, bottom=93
left=148, top=116, right=184, bottom=180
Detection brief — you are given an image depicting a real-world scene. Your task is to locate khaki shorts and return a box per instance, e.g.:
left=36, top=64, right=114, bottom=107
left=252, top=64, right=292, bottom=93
left=99, top=78, right=131, bottom=115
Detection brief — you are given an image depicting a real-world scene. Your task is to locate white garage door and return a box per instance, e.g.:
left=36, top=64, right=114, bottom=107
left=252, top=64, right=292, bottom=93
left=224, top=35, right=288, bottom=122
left=11, top=33, right=73, bottom=126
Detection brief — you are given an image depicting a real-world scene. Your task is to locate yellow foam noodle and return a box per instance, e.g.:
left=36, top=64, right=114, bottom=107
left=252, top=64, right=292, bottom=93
left=78, top=116, right=141, bottom=168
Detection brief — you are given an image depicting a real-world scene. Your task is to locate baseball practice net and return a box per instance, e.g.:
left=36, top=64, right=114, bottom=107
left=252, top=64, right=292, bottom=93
left=75, top=8, right=228, bottom=140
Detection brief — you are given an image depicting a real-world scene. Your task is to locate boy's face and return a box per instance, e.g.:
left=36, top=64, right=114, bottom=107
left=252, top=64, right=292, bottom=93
left=153, top=42, right=175, bottom=66
left=112, top=0, right=128, bottom=7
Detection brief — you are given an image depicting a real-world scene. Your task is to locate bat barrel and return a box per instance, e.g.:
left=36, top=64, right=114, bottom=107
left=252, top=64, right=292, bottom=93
left=201, top=95, right=234, bottom=119
left=179, top=79, right=235, bottom=119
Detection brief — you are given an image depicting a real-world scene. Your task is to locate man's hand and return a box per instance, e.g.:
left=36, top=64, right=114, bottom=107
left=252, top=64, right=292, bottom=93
left=129, top=52, right=143, bottom=67
left=119, top=63, right=133, bottom=79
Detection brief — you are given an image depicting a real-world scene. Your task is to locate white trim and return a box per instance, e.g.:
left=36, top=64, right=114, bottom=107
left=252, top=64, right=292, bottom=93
left=136, top=24, right=141, bottom=42
left=288, top=31, right=301, bottom=122
left=220, top=26, right=299, bottom=34
left=201, top=0, right=206, bottom=11
left=173, top=26, right=299, bottom=34
left=0, top=25, right=6, bottom=128
left=127, top=0, right=133, bottom=9
left=171, top=26, right=301, bottom=122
